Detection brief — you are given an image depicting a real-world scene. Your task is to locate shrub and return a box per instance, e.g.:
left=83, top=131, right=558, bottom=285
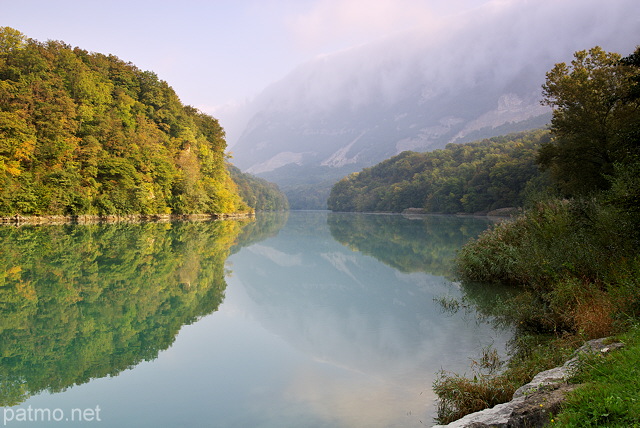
left=455, top=197, right=640, bottom=335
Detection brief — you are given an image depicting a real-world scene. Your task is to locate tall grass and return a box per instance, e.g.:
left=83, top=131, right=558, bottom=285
left=456, top=197, right=640, bottom=336
left=433, top=333, right=581, bottom=424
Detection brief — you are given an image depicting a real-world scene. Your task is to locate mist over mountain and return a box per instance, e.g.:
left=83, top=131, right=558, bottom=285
left=229, top=0, right=640, bottom=209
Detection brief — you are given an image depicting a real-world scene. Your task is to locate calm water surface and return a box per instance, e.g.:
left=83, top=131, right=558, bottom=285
left=0, top=211, right=512, bottom=427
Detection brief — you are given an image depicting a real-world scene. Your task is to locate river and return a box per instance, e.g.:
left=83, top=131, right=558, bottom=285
left=0, top=211, right=513, bottom=427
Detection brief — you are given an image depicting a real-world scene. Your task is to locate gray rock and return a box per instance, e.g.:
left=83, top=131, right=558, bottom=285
left=432, top=337, right=624, bottom=427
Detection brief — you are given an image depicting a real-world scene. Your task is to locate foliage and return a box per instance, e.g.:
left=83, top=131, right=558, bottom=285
left=327, top=129, right=551, bottom=213
left=0, top=27, right=250, bottom=216
left=0, top=219, right=248, bottom=406
left=437, top=44, right=640, bottom=424
left=456, top=197, right=640, bottom=335
left=227, top=164, right=289, bottom=211
left=456, top=44, right=640, bottom=336
left=539, top=46, right=640, bottom=196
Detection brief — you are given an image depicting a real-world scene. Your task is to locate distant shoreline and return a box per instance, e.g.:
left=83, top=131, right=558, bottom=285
left=0, top=212, right=255, bottom=226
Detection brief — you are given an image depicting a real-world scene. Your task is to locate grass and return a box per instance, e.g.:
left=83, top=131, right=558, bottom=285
left=552, top=325, right=640, bottom=427
left=433, top=333, right=581, bottom=424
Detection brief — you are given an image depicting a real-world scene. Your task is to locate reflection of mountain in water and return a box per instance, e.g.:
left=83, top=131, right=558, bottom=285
left=0, top=220, right=249, bottom=406
left=229, top=212, right=512, bottom=380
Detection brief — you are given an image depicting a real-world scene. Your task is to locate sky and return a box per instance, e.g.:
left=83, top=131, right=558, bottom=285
left=4, top=0, right=639, bottom=147
left=2, top=0, right=489, bottom=118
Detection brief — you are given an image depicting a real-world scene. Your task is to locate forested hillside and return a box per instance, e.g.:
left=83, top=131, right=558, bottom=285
left=328, top=129, right=551, bottom=214
left=0, top=27, right=250, bottom=216
left=228, top=164, right=289, bottom=211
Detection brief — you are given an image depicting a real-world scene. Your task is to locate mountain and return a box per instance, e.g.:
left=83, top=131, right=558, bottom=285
left=228, top=0, right=640, bottom=209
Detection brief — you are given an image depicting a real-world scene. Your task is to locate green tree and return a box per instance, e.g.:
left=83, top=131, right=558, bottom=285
left=328, top=129, right=549, bottom=214
left=539, top=46, right=640, bottom=195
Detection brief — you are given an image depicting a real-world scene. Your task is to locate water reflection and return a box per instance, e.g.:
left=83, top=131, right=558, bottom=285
left=226, top=211, right=512, bottom=427
left=328, top=212, right=493, bottom=276
left=0, top=212, right=512, bottom=427
left=0, top=220, right=248, bottom=407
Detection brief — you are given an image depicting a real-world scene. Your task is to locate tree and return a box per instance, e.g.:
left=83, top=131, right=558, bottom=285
left=539, top=46, right=640, bottom=195
left=0, top=27, right=25, bottom=54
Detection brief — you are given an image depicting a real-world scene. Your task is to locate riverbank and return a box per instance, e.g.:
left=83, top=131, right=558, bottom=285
left=0, top=212, right=255, bottom=225
left=433, top=325, right=640, bottom=427
left=432, top=336, right=626, bottom=427
left=434, top=195, right=640, bottom=425
left=401, top=207, right=520, bottom=217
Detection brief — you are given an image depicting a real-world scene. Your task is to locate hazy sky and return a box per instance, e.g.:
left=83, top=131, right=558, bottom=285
left=3, top=0, right=489, bottom=113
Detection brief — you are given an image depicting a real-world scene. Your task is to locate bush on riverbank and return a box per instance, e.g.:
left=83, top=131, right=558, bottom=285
left=456, top=195, right=640, bottom=336
left=433, top=191, right=640, bottom=424
left=433, top=43, right=640, bottom=426
left=433, top=175, right=640, bottom=424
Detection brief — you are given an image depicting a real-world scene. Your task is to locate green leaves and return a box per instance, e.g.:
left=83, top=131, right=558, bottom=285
left=540, top=46, right=640, bottom=196
left=0, top=27, right=250, bottom=216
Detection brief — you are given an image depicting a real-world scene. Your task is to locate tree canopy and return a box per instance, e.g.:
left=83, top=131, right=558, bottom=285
left=0, top=27, right=251, bottom=216
left=539, top=46, right=640, bottom=195
left=227, top=164, right=289, bottom=211
left=327, top=129, right=550, bottom=214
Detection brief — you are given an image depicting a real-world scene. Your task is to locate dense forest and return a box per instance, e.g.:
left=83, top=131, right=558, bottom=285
left=0, top=27, right=287, bottom=216
left=328, top=128, right=551, bottom=213
left=228, top=164, right=289, bottom=211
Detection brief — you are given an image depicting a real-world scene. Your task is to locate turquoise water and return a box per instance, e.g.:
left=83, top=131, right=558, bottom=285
left=0, top=212, right=511, bottom=427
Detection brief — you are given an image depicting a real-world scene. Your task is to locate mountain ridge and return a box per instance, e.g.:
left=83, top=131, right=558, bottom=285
left=228, top=0, right=640, bottom=209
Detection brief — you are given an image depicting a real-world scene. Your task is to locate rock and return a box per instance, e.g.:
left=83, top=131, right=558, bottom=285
left=432, top=337, right=624, bottom=428
left=508, top=384, right=578, bottom=427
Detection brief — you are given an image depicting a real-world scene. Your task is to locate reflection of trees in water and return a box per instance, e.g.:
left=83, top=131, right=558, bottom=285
left=328, top=213, right=492, bottom=277
left=0, top=220, right=249, bottom=406
left=328, top=213, right=522, bottom=331
left=231, top=211, right=289, bottom=253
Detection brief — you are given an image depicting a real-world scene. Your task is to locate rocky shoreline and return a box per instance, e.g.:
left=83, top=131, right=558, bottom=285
left=0, top=212, right=255, bottom=225
left=432, top=337, right=625, bottom=428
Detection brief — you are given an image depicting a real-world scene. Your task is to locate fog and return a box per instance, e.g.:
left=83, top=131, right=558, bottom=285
left=225, top=0, right=640, bottom=147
